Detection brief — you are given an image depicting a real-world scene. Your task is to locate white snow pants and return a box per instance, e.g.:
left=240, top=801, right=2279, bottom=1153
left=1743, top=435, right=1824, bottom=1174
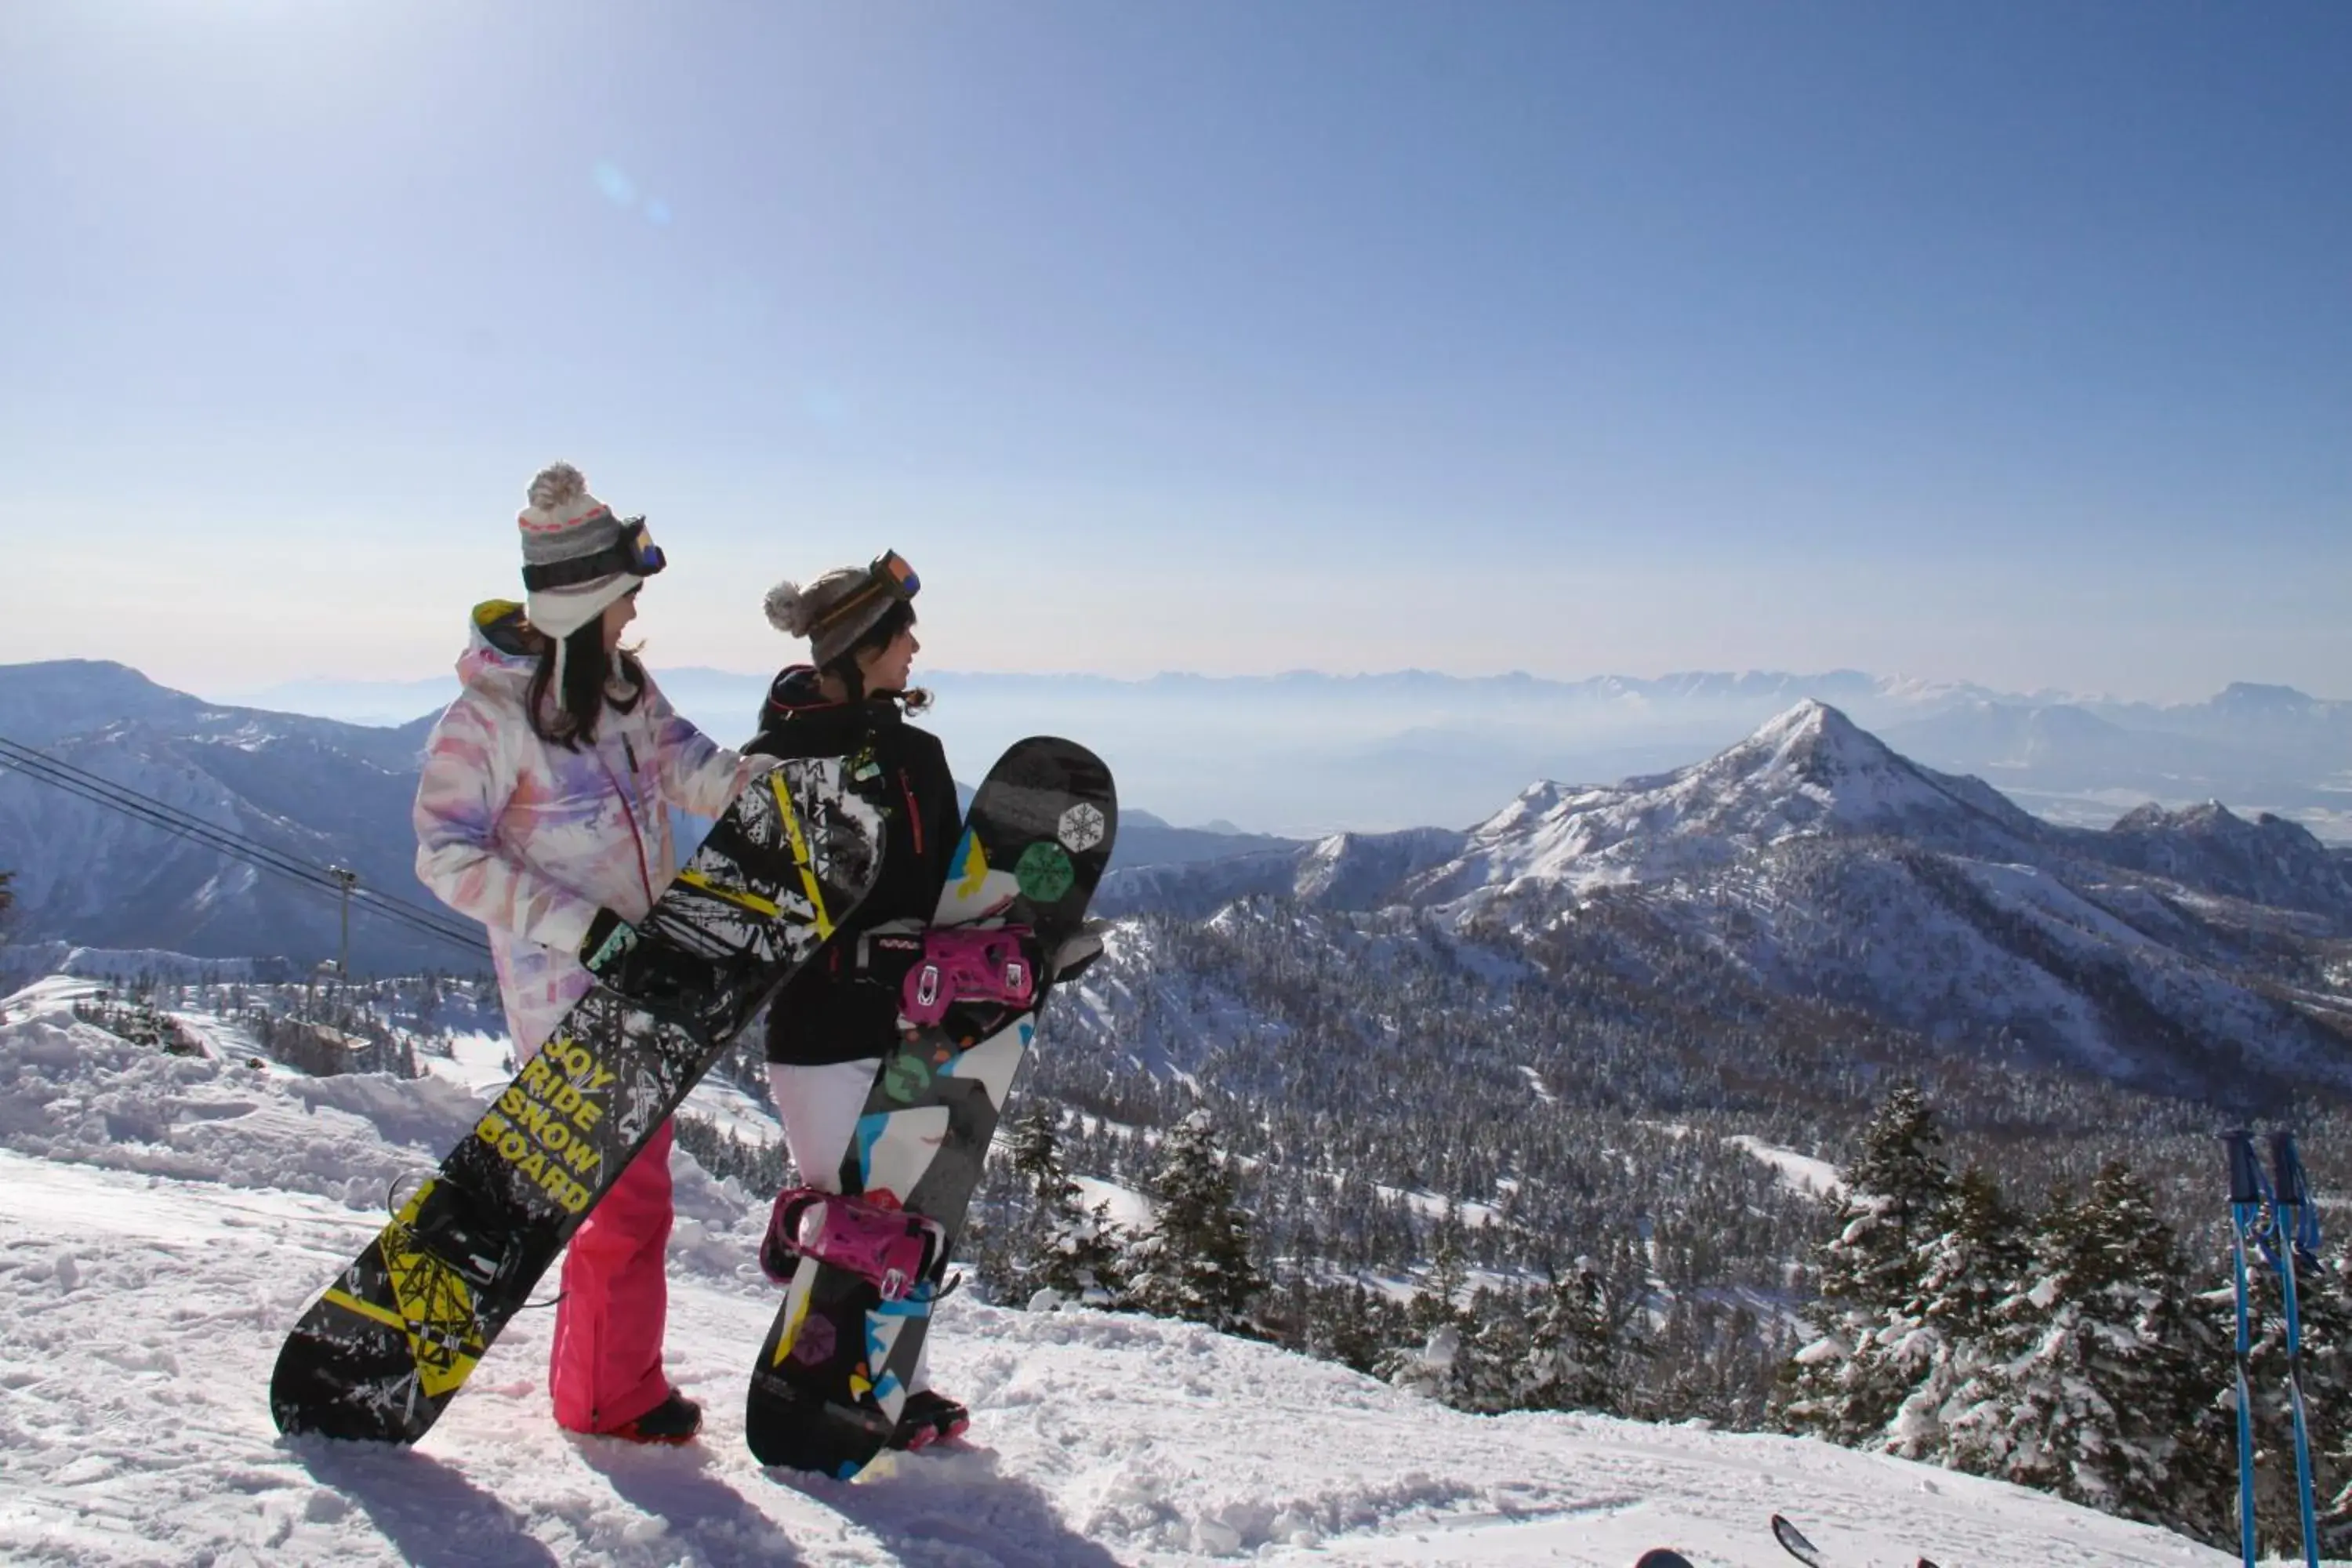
left=767, top=1058, right=880, bottom=1196
left=766, top=1058, right=932, bottom=1393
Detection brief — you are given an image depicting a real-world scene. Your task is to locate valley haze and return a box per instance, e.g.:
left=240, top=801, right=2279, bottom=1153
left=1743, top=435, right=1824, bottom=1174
left=217, top=662, right=2352, bottom=842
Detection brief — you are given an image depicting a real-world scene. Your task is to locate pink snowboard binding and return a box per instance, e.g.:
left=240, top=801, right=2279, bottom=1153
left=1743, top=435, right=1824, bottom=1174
left=762, top=1188, right=946, bottom=1301
left=902, top=926, right=1036, bottom=1026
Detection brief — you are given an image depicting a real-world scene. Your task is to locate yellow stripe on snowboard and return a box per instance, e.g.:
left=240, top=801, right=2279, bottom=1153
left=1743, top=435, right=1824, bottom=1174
left=676, top=868, right=783, bottom=917
left=323, top=1287, right=408, bottom=1334
left=768, top=770, right=833, bottom=941
left=771, top=1289, right=815, bottom=1369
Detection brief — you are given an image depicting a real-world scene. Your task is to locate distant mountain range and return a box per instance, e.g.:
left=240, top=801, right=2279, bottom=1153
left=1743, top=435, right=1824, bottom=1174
left=0, top=660, right=1290, bottom=972
left=1094, top=701, right=2352, bottom=1101
left=7, top=655, right=2350, bottom=1101
left=216, top=665, right=2352, bottom=840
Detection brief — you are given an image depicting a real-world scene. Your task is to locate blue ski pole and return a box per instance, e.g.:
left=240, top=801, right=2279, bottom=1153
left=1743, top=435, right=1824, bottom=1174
left=2223, top=1131, right=2265, bottom=1568
left=2268, top=1132, right=2321, bottom=1568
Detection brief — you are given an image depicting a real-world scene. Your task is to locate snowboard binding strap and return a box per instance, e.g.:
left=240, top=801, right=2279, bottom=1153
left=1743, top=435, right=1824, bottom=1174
left=401, top=1179, right=523, bottom=1298
left=904, top=927, right=1036, bottom=1026
left=763, top=1188, right=947, bottom=1301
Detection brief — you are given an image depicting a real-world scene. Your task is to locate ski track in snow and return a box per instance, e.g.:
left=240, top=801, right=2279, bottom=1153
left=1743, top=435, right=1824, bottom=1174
left=0, top=992, right=2242, bottom=1567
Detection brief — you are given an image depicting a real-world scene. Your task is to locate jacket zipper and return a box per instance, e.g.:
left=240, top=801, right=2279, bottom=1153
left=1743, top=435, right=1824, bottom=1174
left=900, top=770, right=923, bottom=856
left=597, top=735, right=658, bottom=910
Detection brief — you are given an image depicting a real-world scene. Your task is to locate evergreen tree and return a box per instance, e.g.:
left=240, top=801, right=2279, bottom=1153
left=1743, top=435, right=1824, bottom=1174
left=1125, top=1109, right=1264, bottom=1332
left=1778, top=1083, right=1955, bottom=1442
left=1453, top=1285, right=1534, bottom=1414
left=2319, top=1242, right=2352, bottom=1559
left=1524, top=1258, right=1623, bottom=1415
left=1004, top=1103, right=1063, bottom=1192
left=1842, top=1083, right=1956, bottom=1257
left=1377, top=1218, right=1481, bottom=1401
left=1943, top=1163, right=2216, bottom=1528
left=995, top=1105, right=1130, bottom=1308
left=1414, top=1222, right=1471, bottom=1337
left=1324, top=1281, right=1405, bottom=1377
left=1880, top=1165, right=2030, bottom=1462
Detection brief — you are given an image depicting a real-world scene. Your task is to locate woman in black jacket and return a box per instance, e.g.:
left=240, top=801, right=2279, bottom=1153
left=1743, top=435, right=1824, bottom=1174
left=746, top=550, right=970, bottom=1450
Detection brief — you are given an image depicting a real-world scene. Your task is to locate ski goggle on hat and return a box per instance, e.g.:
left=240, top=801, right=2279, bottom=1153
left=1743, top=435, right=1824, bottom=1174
left=810, top=550, right=921, bottom=637
left=519, top=516, right=668, bottom=592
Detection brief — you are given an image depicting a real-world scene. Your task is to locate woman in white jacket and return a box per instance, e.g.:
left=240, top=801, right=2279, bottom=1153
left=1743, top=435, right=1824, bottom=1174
left=413, top=463, right=770, bottom=1444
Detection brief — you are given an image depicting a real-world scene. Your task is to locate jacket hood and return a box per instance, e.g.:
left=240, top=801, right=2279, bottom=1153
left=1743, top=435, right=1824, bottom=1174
left=757, top=664, right=909, bottom=739
left=456, top=600, right=540, bottom=690
left=762, top=665, right=830, bottom=715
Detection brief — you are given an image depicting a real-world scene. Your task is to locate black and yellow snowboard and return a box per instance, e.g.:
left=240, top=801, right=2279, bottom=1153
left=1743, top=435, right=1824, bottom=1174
left=270, top=757, right=883, bottom=1445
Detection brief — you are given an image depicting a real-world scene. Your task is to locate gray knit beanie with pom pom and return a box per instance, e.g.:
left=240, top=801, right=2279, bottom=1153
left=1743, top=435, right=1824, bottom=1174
left=764, top=563, right=907, bottom=666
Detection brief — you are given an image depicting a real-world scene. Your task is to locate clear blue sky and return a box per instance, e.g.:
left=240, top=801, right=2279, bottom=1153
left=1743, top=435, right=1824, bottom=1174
left=3, top=1, right=2345, bottom=701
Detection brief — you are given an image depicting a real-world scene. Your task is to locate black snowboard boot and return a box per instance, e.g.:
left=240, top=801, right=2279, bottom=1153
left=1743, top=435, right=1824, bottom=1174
left=604, top=1389, right=703, bottom=1446
left=889, top=1388, right=969, bottom=1451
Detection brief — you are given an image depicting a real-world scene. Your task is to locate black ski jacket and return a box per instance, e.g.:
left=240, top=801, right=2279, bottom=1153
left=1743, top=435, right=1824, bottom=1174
left=744, top=666, right=961, bottom=1067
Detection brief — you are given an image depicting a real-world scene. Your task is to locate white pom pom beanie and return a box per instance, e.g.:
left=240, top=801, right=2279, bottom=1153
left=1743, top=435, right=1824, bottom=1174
left=516, top=463, right=648, bottom=640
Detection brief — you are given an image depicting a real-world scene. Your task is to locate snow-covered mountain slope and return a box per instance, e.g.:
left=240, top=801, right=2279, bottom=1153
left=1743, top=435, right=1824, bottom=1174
left=1106, top=702, right=2059, bottom=916
left=0, top=986, right=2234, bottom=1567
left=1, top=659, right=434, bottom=767
left=2, top=659, right=224, bottom=744
left=1403, top=701, right=2049, bottom=906
left=1097, top=829, right=1469, bottom=920
left=0, top=717, right=445, bottom=973
left=1100, top=703, right=2352, bottom=1100
left=2096, top=800, right=2352, bottom=919
left=0, top=659, right=450, bottom=973
left=1389, top=706, right=2352, bottom=1093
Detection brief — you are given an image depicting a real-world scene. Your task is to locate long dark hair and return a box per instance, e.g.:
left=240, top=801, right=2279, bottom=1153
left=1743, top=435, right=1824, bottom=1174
left=525, top=620, right=647, bottom=748
left=822, top=599, right=931, bottom=714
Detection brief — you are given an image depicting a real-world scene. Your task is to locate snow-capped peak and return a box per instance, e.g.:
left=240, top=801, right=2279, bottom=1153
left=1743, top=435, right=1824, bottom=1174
left=1403, top=702, right=2042, bottom=906
left=1708, top=698, right=1900, bottom=790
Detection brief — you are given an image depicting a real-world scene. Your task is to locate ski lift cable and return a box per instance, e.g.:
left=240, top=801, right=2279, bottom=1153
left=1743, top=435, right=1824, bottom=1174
left=0, top=748, right=484, bottom=956
left=0, top=743, right=378, bottom=910
left=0, top=741, right=484, bottom=956
left=0, top=737, right=404, bottom=908
left=0, top=738, right=405, bottom=911
left=0, top=732, right=488, bottom=957
left=0, top=736, right=485, bottom=953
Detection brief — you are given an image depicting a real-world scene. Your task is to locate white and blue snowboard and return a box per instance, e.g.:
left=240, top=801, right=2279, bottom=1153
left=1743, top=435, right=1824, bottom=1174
left=744, top=735, right=1115, bottom=1476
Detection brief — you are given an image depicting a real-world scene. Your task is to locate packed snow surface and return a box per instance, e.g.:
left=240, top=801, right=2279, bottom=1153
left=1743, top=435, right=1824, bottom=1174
left=0, top=981, right=2240, bottom=1567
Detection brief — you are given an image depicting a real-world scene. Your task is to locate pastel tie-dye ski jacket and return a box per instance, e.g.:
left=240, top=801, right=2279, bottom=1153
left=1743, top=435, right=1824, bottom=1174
left=413, top=612, right=770, bottom=1058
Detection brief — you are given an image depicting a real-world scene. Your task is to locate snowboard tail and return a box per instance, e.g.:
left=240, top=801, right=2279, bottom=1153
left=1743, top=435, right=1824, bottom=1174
left=271, top=758, right=884, bottom=1445
left=744, top=736, right=1116, bottom=1476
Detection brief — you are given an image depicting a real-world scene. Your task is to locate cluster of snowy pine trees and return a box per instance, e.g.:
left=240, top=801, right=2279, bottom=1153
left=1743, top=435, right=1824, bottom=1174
left=961, top=1099, right=1791, bottom=1431
left=1777, top=1084, right=2352, bottom=1554
left=963, top=1106, right=1261, bottom=1331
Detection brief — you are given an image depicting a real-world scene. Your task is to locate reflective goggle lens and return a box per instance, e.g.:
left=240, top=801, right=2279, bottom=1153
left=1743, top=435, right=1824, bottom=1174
left=877, top=550, right=920, bottom=599
left=625, top=522, right=666, bottom=576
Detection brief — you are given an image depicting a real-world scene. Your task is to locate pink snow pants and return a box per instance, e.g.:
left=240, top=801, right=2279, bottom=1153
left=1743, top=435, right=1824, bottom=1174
left=547, top=1119, right=675, bottom=1433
